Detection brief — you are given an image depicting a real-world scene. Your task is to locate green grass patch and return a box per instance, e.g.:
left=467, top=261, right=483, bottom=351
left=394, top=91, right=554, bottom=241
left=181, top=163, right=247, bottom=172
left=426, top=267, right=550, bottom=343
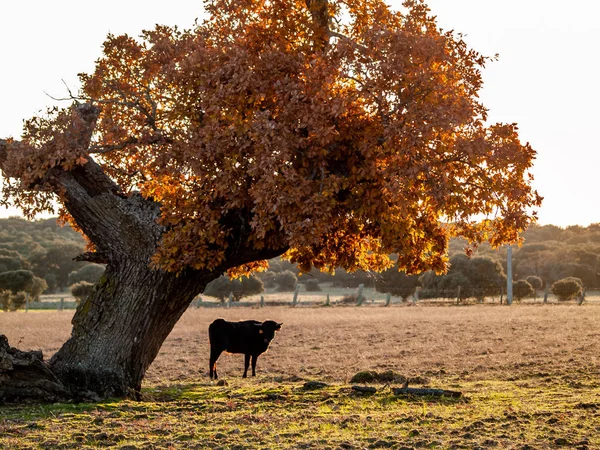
left=1, top=375, right=598, bottom=449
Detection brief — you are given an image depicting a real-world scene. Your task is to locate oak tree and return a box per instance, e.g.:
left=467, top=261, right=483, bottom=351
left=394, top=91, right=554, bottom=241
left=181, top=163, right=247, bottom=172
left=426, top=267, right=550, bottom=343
left=0, top=0, right=540, bottom=402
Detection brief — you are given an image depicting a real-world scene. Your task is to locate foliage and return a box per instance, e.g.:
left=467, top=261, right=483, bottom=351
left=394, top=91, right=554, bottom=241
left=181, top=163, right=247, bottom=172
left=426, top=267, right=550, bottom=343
left=29, top=276, right=48, bottom=302
left=330, top=268, right=374, bottom=288
left=550, top=277, right=583, bottom=301
left=275, top=270, right=298, bottom=292
left=67, top=264, right=105, bottom=286
left=513, top=280, right=534, bottom=301
left=0, top=270, right=35, bottom=294
left=509, top=225, right=600, bottom=288
left=304, top=278, right=321, bottom=292
left=525, top=275, right=543, bottom=291
left=0, top=0, right=540, bottom=278
left=30, top=242, right=85, bottom=291
left=0, top=290, right=28, bottom=311
left=70, top=282, right=95, bottom=303
left=0, top=248, right=30, bottom=272
left=258, top=270, right=277, bottom=289
left=202, top=276, right=230, bottom=301
left=203, top=274, right=264, bottom=302
left=0, top=218, right=84, bottom=260
left=419, top=254, right=505, bottom=300
left=374, top=270, right=419, bottom=301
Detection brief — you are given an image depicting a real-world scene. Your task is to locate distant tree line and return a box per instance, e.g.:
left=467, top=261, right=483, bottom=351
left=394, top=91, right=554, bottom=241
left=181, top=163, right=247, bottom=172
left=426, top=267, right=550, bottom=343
left=245, top=223, right=600, bottom=303
left=0, top=218, right=105, bottom=310
left=1, top=219, right=597, bottom=308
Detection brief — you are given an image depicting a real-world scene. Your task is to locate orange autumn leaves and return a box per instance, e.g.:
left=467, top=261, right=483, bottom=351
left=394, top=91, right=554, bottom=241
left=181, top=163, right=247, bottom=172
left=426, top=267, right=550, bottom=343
left=2, top=0, right=541, bottom=275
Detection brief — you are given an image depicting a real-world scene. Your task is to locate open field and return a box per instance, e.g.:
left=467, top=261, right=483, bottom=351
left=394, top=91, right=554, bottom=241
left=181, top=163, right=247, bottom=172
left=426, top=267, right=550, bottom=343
left=1, top=304, right=599, bottom=449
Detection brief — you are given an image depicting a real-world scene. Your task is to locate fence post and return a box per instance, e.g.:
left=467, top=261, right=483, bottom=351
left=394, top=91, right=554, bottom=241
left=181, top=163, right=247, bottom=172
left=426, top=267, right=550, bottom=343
left=227, top=292, right=232, bottom=308
left=260, top=295, right=265, bottom=308
left=292, top=285, right=299, bottom=307
left=325, top=293, right=330, bottom=306
left=356, top=283, right=365, bottom=306
left=506, top=245, right=513, bottom=305
left=456, top=286, right=461, bottom=304
left=60, top=297, right=64, bottom=311
left=25, top=293, right=29, bottom=313
left=578, top=289, right=585, bottom=306
left=543, top=289, right=548, bottom=305
left=385, top=293, right=391, bottom=307
left=412, top=290, right=418, bottom=305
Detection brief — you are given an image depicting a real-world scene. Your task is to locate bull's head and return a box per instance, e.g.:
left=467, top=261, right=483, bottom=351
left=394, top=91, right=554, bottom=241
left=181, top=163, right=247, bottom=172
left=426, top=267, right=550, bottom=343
left=256, top=320, right=282, bottom=344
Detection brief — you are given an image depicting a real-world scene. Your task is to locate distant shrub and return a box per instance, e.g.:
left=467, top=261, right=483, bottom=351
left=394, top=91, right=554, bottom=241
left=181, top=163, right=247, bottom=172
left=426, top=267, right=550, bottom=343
left=551, top=278, right=583, bottom=301
left=0, top=290, right=28, bottom=311
left=0, top=290, right=10, bottom=311
left=68, top=264, right=105, bottom=286
left=275, top=270, right=298, bottom=292
left=304, top=279, right=321, bottom=292
left=30, top=277, right=48, bottom=302
left=203, top=275, right=264, bottom=302
left=513, top=280, right=534, bottom=301
left=258, top=270, right=276, bottom=289
left=70, top=282, right=95, bottom=303
left=230, top=275, right=264, bottom=301
left=350, top=370, right=406, bottom=384
left=0, top=270, right=35, bottom=294
left=525, top=276, right=543, bottom=291
left=10, top=291, right=27, bottom=310
left=375, top=270, right=419, bottom=301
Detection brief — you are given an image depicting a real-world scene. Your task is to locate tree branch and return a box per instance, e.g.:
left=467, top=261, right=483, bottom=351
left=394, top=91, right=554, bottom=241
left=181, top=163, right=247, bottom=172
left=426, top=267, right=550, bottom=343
left=1, top=104, right=164, bottom=263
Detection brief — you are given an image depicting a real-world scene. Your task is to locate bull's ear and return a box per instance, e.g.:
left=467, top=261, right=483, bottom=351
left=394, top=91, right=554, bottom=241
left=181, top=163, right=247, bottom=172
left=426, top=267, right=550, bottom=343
left=276, top=322, right=282, bottom=330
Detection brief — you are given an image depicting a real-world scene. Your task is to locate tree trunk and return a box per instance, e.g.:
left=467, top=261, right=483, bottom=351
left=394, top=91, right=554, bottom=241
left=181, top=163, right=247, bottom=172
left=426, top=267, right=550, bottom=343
left=50, top=263, right=214, bottom=401
left=1, top=264, right=215, bottom=403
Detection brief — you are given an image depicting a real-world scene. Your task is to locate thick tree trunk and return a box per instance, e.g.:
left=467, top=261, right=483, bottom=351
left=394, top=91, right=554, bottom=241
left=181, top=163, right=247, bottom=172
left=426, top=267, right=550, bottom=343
left=50, top=264, right=214, bottom=401
left=1, top=264, right=215, bottom=403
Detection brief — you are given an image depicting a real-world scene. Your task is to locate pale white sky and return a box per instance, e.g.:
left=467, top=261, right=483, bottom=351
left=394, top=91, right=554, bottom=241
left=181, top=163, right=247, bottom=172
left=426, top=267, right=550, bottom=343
left=0, top=1, right=598, bottom=227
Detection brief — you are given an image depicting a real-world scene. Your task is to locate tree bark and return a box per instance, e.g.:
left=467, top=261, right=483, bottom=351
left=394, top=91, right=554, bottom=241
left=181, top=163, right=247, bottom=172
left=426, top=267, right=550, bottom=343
left=0, top=104, right=287, bottom=403
left=49, top=264, right=215, bottom=401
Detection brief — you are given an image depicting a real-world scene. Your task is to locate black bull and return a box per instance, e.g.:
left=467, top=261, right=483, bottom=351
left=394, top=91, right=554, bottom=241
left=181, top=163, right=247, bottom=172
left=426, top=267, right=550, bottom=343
left=208, top=319, right=282, bottom=379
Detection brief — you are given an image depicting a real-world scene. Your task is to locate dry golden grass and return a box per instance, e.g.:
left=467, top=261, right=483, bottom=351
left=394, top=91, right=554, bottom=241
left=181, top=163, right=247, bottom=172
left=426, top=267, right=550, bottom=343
left=2, top=304, right=598, bottom=385
left=153, top=304, right=600, bottom=385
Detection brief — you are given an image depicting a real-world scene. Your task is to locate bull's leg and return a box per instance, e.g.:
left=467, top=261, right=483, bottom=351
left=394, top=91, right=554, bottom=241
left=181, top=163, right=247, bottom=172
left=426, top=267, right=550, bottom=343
left=243, top=353, right=250, bottom=378
left=251, top=354, right=258, bottom=376
left=209, top=348, right=223, bottom=379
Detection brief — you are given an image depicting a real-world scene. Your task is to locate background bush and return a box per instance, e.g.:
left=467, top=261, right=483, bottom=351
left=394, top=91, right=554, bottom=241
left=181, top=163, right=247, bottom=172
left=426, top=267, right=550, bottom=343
left=203, top=274, right=264, bottom=301
left=0, top=290, right=28, bottom=311
left=70, top=281, right=95, bottom=303
left=304, top=279, right=321, bottom=292
left=275, top=270, right=298, bottom=292
left=513, top=280, right=534, bottom=301
left=551, top=277, right=583, bottom=301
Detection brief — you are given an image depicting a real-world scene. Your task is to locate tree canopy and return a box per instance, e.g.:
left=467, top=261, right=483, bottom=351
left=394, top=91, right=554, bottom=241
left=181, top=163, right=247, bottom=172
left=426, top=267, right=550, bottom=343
left=0, top=0, right=540, bottom=278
